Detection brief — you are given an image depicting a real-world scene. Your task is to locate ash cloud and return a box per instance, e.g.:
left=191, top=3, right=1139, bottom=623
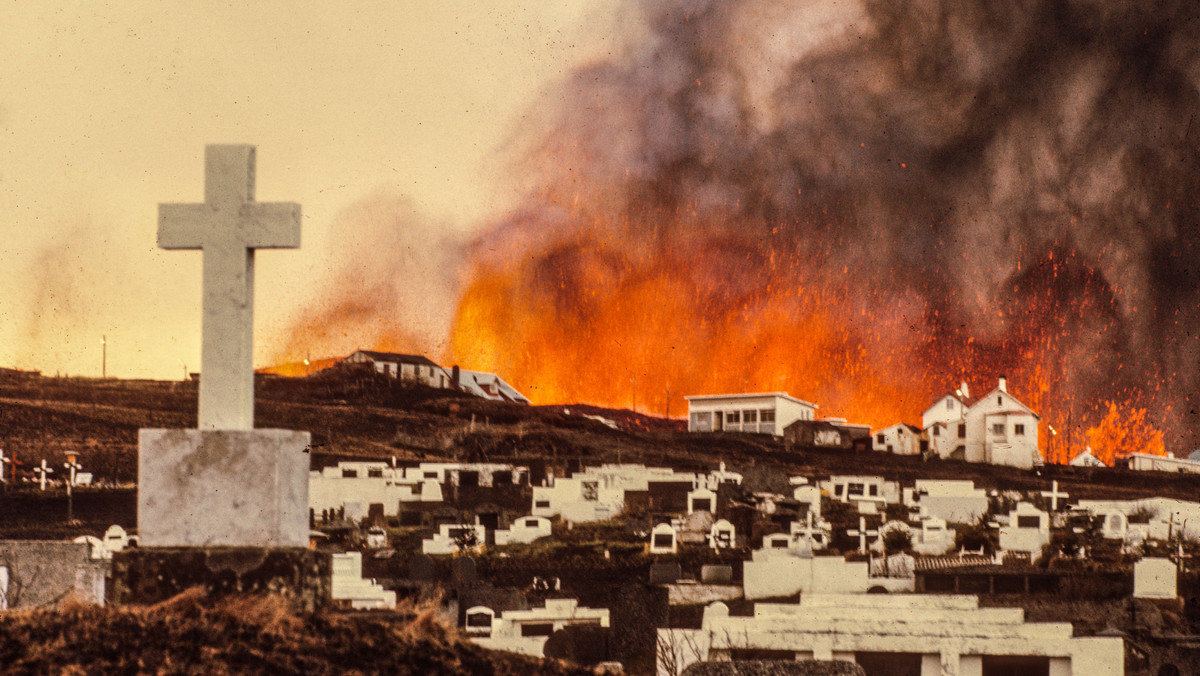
left=465, top=0, right=1200, bottom=447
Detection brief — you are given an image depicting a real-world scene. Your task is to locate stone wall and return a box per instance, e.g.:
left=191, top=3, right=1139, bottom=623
left=110, top=547, right=330, bottom=612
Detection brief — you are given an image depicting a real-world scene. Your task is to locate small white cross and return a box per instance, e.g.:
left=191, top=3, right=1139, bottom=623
left=34, top=459, right=54, bottom=491
left=1167, top=511, right=1184, bottom=541
left=847, top=515, right=879, bottom=554
left=1041, top=480, right=1070, bottom=511
left=158, top=145, right=301, bottom=430
left=63, top=459, right=82, bottom=487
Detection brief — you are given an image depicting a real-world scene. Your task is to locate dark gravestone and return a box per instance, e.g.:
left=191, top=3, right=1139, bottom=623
left=649, top=562, right=681, bottom=585
left=609, top=583, right=669, bottom=676
left=367, top=503, right=385, bottom=526
left=408, top=554, right=436, bottom=582
left=701, top=564, right=734, bottom=585
left=453, top=556, right=478, bottom=589
left=544, top=625, right=610, bottom=666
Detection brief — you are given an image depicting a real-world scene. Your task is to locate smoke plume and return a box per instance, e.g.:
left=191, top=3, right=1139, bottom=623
left=449, top=0, right=1200, bottom=455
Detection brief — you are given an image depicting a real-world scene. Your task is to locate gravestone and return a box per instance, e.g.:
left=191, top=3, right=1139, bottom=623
left=112, top=145, right=325, bottom=610
left=453, top=556, right=478, bottom=589
left=701, top=564, right=734, bottom=585
left=1134, top=558, right=1177, bottom=599
left=649, top=561, right=681, bottom=585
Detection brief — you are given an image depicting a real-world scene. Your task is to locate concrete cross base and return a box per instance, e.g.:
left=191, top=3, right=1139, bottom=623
left=109, top=546, right=331, bottom=612
left=138, top=429, right=310, bottom=547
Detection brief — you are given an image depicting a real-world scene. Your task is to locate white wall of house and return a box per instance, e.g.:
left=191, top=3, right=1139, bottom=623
left=962, top=381, right=1041, bottom=467
left=872, top=424, right=922, bottom=455
left=686, top=393, right=817, bottom=436
left=922, top=394, right=968, bottom=430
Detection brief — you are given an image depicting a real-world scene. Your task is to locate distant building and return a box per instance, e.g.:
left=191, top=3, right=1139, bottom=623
left=451, top=366, right=530, bottom=404
left=343, top=350, right=451, bottom=388
left=920, top=377, right=1041, bottom=469
left=784, top=419, right=870, bottom=450
left=1127, top=453, right=1200, bottom=474
left=872, top=423, right=923, bottom=455
left=686, top=392, right=818, bottom=437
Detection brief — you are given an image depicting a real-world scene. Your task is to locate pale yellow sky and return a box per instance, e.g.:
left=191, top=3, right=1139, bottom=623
left=0, top=1, right=616, bottom=379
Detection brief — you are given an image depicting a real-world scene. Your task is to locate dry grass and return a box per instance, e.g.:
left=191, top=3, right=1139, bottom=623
left=0, top=590, right=594, bottom=675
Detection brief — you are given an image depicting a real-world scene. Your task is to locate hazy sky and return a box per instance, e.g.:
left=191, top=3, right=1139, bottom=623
left=0, top=1, right=612, bottom=379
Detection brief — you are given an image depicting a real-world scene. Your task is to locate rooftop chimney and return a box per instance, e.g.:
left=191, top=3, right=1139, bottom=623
left=998, top=375, right=1007, bottom=393
left=959, top=382, right=970, bottom=399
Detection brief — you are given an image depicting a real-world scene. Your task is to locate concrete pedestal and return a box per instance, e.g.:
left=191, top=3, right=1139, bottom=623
left=138, top=429, right=310, bottom=547
left=110, top=546, right=331, bottom=612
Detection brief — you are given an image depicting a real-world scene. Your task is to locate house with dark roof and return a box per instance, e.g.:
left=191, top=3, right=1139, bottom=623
left=343, top=350, right=451, bottom=389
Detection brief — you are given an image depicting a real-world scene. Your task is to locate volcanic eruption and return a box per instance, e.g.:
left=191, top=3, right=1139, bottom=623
left=286, top=0, right=1200, bottom=464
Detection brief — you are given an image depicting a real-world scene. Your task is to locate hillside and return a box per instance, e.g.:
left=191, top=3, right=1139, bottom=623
left=0, top=589, right=593, bottom=675
left=2, top=367, right=1199, bottom=536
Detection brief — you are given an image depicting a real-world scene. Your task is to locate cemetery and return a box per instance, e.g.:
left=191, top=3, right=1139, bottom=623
left=1, top=144, right=1200, bottom=675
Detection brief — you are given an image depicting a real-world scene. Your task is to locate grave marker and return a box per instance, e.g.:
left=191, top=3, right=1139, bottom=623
left=847, top=516, right=878, bottom=554
left=34, top=459, right=54, bottom=491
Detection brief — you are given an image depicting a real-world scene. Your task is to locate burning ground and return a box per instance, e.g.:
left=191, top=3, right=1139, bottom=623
left=280, top=0, right=1200, bottom=464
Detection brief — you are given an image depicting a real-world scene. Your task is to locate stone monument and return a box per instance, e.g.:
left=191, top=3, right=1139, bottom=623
left=112, top=145, right=327, bottom=609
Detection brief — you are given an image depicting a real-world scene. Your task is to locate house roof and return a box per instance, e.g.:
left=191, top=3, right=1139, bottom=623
left=685, top=392, right=819, bottom=408
left=348, top=350, right=442, bottom=368
left=454, top=368, right=531, bottom=404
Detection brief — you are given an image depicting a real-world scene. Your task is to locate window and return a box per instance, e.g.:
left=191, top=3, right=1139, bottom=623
left=876, top=433, right=885, bottom=444
left=1014, top=424, right=1025, bottom=435
left=467, top=611, right=493, bottom=628
left=367, top=468, right=383, bottom=478
left=834, top=485, right=844, bottom=496
left=946, top=399, right=953, bottom=410
left=868, top=484, right=879, bottom=497
left=726, top=411, right=741, bottom=424
left=997, top=395, right=1003, bottom=405
left=535, top=500, right=550, bottom=509
left=848, top=483, right=865, bottom=497
left=424, top=471, right=439, bottom=479
left=932, top=426, right=940, bottom=436
left=958, top=424, right=966, bottom=438
left=760, top=409, right=775, bottom=422
left=1017, top=515, right=1041, bottom=529
left=992, top=423, right=1005, bottom=435
left=342, top=469, right=358, bottom=478
left=744, top=410, right=757, bottom=423
left=690, top=412, right=711, bottom=429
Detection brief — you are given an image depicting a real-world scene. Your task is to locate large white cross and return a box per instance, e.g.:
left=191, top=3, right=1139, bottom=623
left=34, top=459, right=54, bottom=491
left=158, top=145, right=301, bottom=430
left=1041, top=480, right=1070, bottom=511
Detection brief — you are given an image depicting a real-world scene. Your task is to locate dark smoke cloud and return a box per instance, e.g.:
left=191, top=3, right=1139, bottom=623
left=470, top=0, right=1200, bottom=447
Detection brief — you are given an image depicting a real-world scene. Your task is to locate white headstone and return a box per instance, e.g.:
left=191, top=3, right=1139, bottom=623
left=139, top=144, right=309, bottom=548
left=650, top=523, right=678, bottom=554
left=1133, top=558, right=1177, bottom=599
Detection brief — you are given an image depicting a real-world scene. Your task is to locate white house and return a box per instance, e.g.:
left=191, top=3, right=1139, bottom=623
left=686, top=392, right=817, bottom=436
left=872, top=423, right=923, bottom=455
left=658, top=595, right=1123, bottom=676
left=471, top=598, right=609, bottom=657
left=1127, top=452, right=1200, bottom=474
left=1069, top=448, right=1107, bottom=467
left=343, top=350, right=451, bottom=388
left=923, top=377, right=1041, bottom=468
